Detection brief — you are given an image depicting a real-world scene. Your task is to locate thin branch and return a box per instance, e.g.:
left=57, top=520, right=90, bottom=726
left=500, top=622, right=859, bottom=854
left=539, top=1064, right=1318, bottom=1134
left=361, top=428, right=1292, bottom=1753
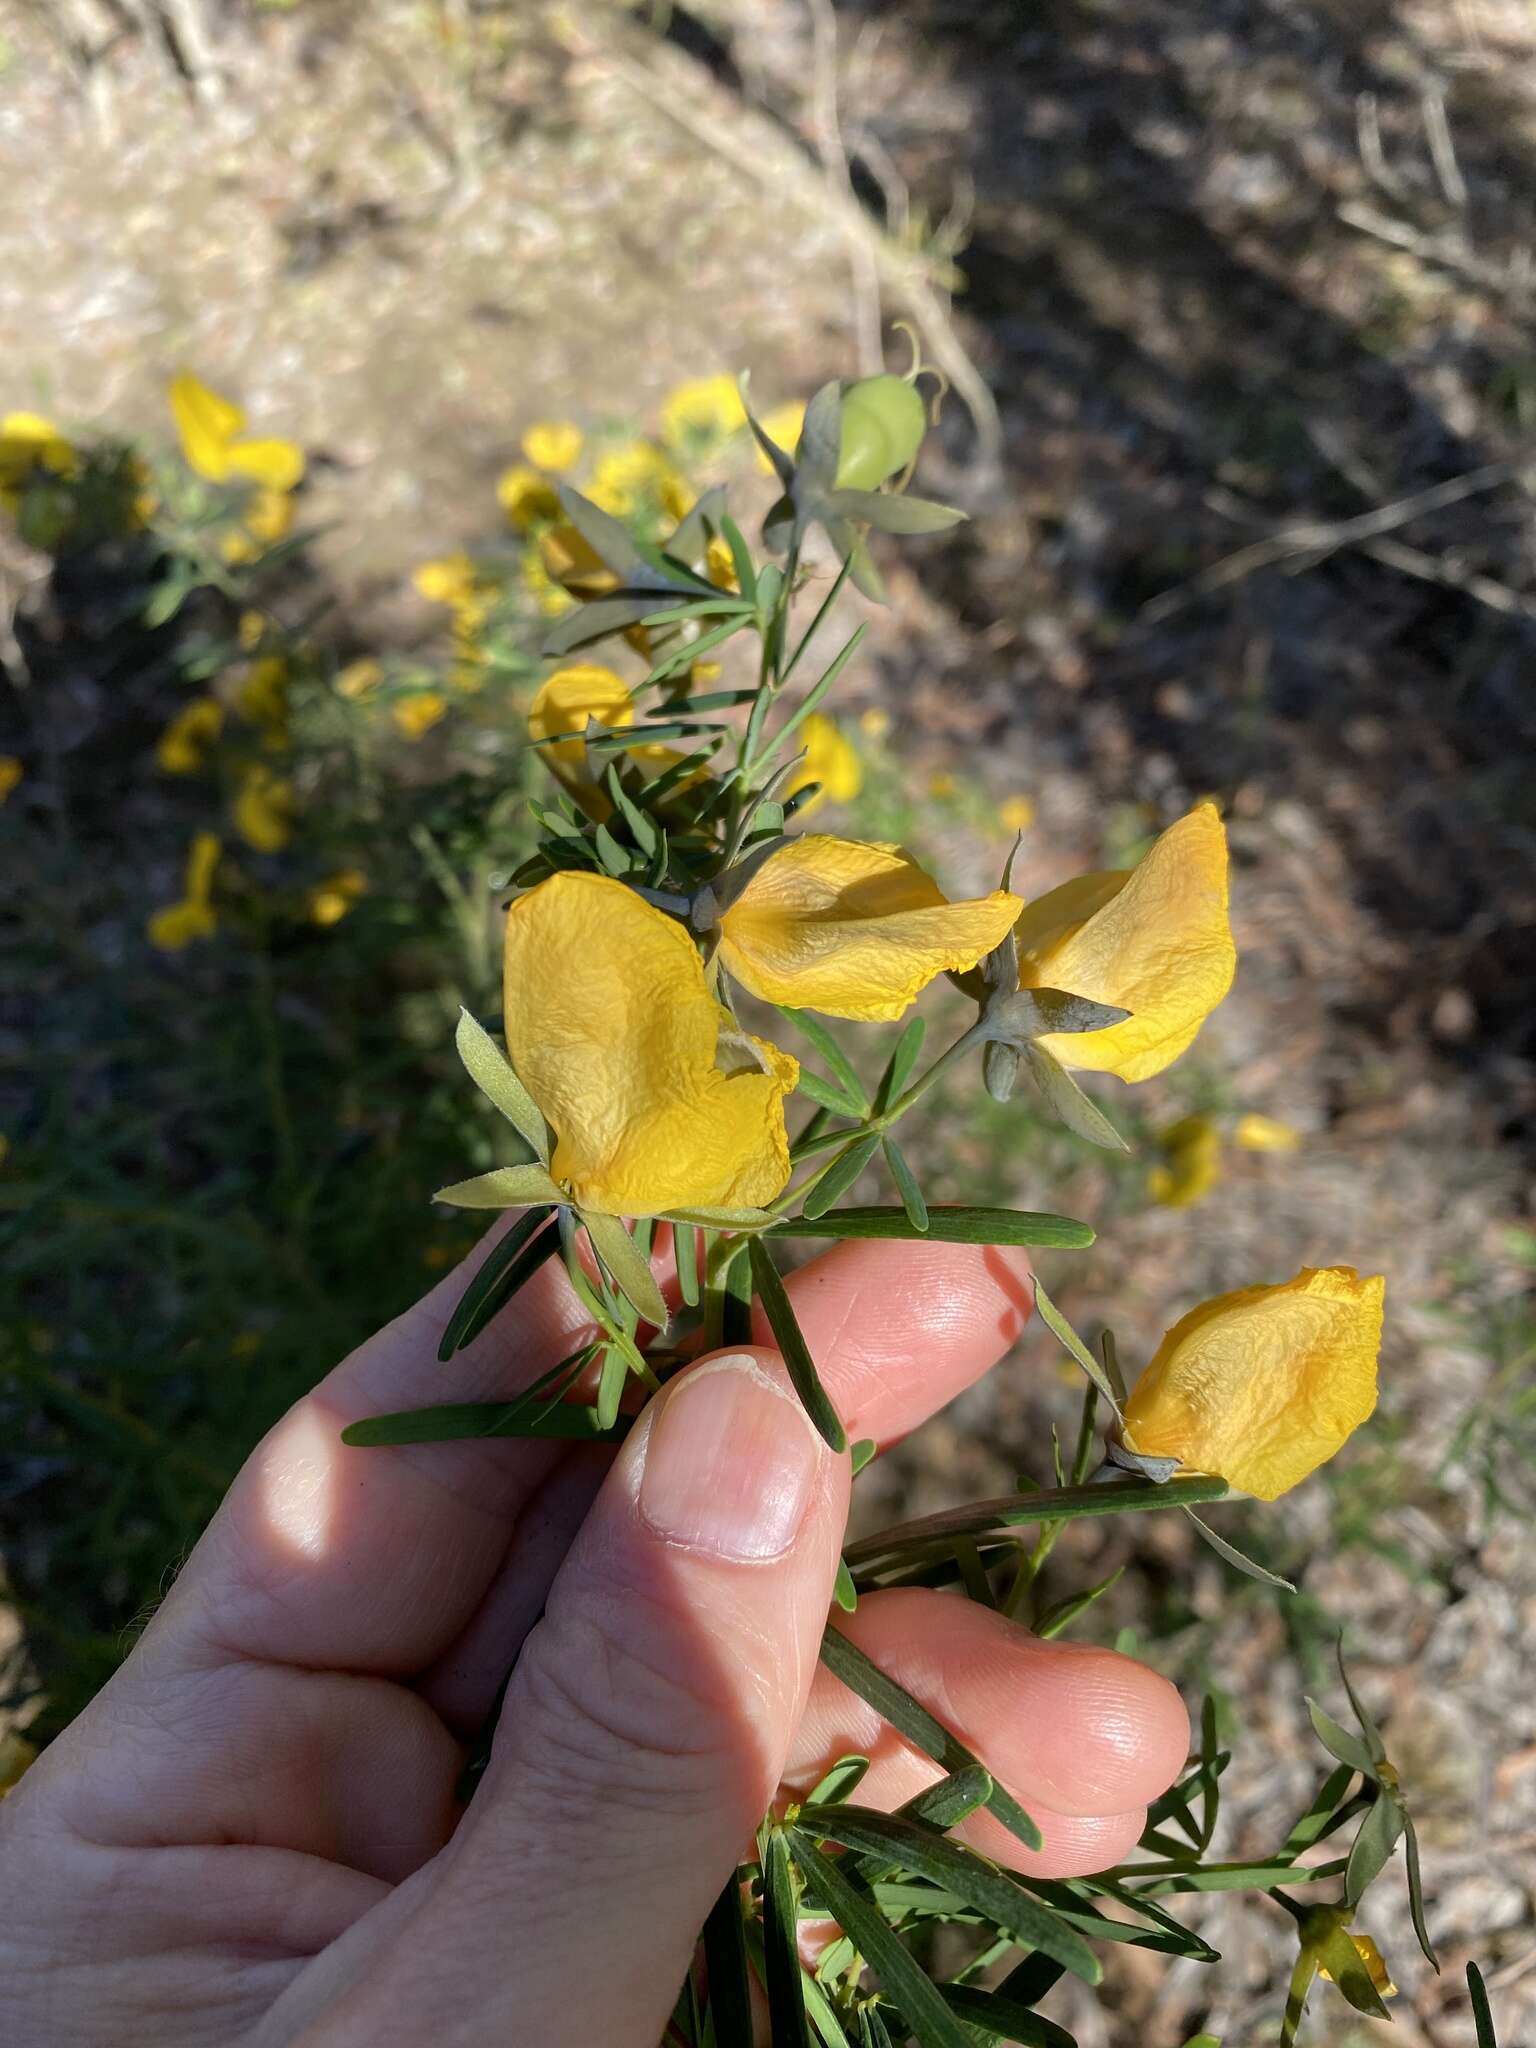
left=1421, top=80, right=1468, bottom=209
left=805, top=0, right=883, bottom=375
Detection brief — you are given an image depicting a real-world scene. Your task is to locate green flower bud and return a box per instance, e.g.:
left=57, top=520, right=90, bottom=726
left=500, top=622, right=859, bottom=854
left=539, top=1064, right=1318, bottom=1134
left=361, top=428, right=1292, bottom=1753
left=834, top=374, right=928, bottom=491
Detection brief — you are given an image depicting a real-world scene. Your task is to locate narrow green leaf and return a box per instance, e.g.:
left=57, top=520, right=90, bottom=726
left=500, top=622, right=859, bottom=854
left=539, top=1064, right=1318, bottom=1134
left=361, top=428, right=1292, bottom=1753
left=843, top=1477, right=1229, bottom=1566
left=433, top=1164, right=563, bottom=1210
left=882, top=1137, right=929, bottom=1232
left=1344, top=1788, right=1404, bottom=1906
left=938, top=1986, right=1075, bottom=2048
left=1281, top=1946, right=1320, bottom=2048
left=875, top=1016, right=927, bottom=1112
left=341, top=1398, right=624, bottom=1447
left=819, top=1625, right=1042, bottom=1853
left=850, top=1438, right=877, bottom=1474
left=702, top=1875, right=754, bottom=2048
left=664, top=1204, right=774, bottom=1229
left=806, top=1754, right=871, bottom=1807
left=1306, top=1701, right=1376, bottom=1777
left=1022, top=1043, right=1129, bottom=1151
left=899, top=1765, right=994, bottom=1833
left=1312, top=1919, right=1392, bottom=2021
left=833, top=1558, right=858, bottom=1612
left=595, top=1345, right=627, bottom=1432
left=1279, top=1765, right=1355, bottom=1859
left=1467, top=1961, right=1498, bottom=2048
left=605, top=768, right=658, bottom=854
left=748, top=1237, right=847, bottom=1452
left=718, top=513, right=758, bottom=602
left=438, top=1207, right=555, bottom=1361
left=779, top=1009, right=869, bottom=1113
left=1035, top=1566, right=1123, bottom=1640
left=1183, top=1508, right=1297, bottom=1590
left=1335, top=1646, right=1389, bottom=1765
left=582, top=1211, right=668, bottom=1332
left=1031, top=1279, right=1122, bottom=1413
left=800, top=1806, right=1099, bottom=1983
left=762, top=1831, right=813, bottom=2048
left=787, top=1835, right=973, bottom=2048
left=674, top=1219, right=700, bottom=1308
left=722, top=1244, right=754, bottom=1348
left=454, top=1009, right=549, bottom=1159
left=830, top=487, right=966, bottom=535
left=768, top=623, right=870, bottom=757
left=803, top=1136, right=882, bottom=1221
left=797, top=1069, right=864, bottom=1117
left=772, top=1206, right=1094, bottom=1249
left=1403, top=1810, right=1439, bottom=1968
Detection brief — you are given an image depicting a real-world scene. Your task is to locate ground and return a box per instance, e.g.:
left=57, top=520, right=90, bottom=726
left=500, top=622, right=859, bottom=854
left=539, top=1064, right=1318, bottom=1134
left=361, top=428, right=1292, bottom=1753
left=2, top=3, right=1533, bottom=2043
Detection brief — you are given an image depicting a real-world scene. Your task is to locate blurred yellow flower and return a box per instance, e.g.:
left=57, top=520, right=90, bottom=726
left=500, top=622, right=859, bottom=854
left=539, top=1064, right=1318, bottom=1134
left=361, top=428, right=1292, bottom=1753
left=522, top=550, right=576, bottom=616
left=588, top=440, right=664, bottom=515
left=155, top=696, right=225, bottom=775
left=1000, top=794, right=1035, bottom=833
left=393, top=691, right=448, bottom=740
left=0, top=755, right=23, bottom=803
left=414, top=553, right=483, bottom=609
left=0, top=412, right=76, bottom=509
left=704, top=535, right=738, bottom=591
left=335, top=657, right=383, bottom=700
left=660, top=374, right=745, bottom=447
left=755, top=399, right=806, bottom=471
left=541, top=522, right=616, bottom=601
left=237, top=609, right=266, bottom=651
left=784, top=713, right=862, bottom=816
left=521, top=420, right=584, bottom=472
left=1121, top=1266, right=1385, bottom=1500
left=503, top=870, right=797, bottom=1216
left=1147, top=1114, right=1222, bottom=1208
left=719, top=836, right=1022, bottom=1023
left=1235, top=1111, right=1301, bottom=1153
left=660, top=472, right=695, bottom=523
left=928, top=771, right=959, bottom=799
left=222, top=487, right=294, bottom=564
left=169, top=373, right=304, bottom=492
left=858, top=706, right=891, bottom=740
left=306, top=867, right=367, bottom=927
left=496, top=463, right=561, bottom=531
left=233, top=764, right=296, bottom=853
left=236, top=655, right=289, bottom=744
left=147, top=832, right=221, bottom=950
left=1013, top=802, right=1235, bottom=1083
left=1320, top=1933, right=1395, bottom=1999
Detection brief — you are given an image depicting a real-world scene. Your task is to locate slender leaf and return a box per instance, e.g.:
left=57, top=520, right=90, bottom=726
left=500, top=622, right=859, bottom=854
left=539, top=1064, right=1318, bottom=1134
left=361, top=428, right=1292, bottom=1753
left=882, top=1137, right=929, bottom=1232
left=844, top=1477, right=1229, bottom=1566
left=850, top=1438, right=877, bottom=1474
left=938, top=1986, right=1075, bottom=2048
left=1312, top=1919, right=1391, bottom=2021
left=806, top=1754, right=871, bottom=1807
left=1023, top=1043, right=1128, bottom=1152
left=433, top=1164, right=562, bottom=1210
left=1183, top=1508, right=1297, bottom=1591
left=762, top=1830, right=813, bottom=2048
left=454, top=1009, right=550, bottom=1159
left=583, top=1211, right=668, bottom=1331
left=1403, top=1810, right=1439, bottom=1968
left=875, top=1016, right=927, bottom=1112
left=772, top=1207, right=1093, bottom=1249
left=830, top=488, right=966, bottom=534
left=438, top=1206, right=555, bottom=1361
left=674, top=1220, right=700, bottom=1308
left=702, top=1877, right=754, bottom=2048
left=719, top=513, right=758, bottom=601
left=341, top=1398, right=624, bottom=1447
left=832, top=1558, right=858, bottom=1612
left=897, top=1766, right=994, bottom=1833
left=768, top=623, right=870, bottom=756
left=803, top=1136, right=882, bottom=1221
left=819, top=1626, right=1042, bottom=1852
left=788, top=1835, right=973, bottom=2048
left=1031, top=1280, right=1122, bottom=1413
left=1336, top=1647, right=1389, bottom=1765
left=1344, top=1788, right=1404, bottom=1906
left=748, top=1237, right=847, bottom=1451
left=1034, top=1567, right=1124, bottom=1640
left=1467, top=1961, right=1498, bottom=2048
left=779, top=1010, right=869, bottom=1113
left=798, top=1069, right=864, bottom=1117
left=1306, top=1701, right=1376, bottom=1777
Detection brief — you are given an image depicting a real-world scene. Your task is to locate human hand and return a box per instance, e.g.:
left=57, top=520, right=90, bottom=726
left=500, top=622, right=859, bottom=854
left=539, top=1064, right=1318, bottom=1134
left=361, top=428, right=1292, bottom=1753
left=0, top=1230, right=1189, bottom=2046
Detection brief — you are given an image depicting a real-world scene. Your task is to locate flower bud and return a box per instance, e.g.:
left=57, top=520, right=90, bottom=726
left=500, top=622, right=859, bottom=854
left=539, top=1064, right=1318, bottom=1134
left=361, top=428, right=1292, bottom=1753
left=835, top=374, right=928, bottom=491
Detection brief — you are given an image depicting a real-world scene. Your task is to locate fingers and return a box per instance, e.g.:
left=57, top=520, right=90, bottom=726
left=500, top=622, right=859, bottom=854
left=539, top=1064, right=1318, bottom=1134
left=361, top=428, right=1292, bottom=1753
left=787, top=1589, right=1190, bottom=1878
left=314, top=1349, right=849, bottom=2048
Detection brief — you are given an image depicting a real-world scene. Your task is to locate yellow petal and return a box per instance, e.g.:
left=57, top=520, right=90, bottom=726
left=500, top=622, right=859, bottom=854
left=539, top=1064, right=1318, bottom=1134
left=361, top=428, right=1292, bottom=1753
left=185, top=831, right=222, bottom=904
left=1235, top=1111, right=1301, bottom=1153
left=756, top=400, right=806, bottom=472
left=1146, top=1114, right=1222, bottom=1208
left=169, top=372, right=245, bottom=481
left=660, top=374, right=746, bottom=447
left=0, top=413, right=76, bottom=493
left=705, top=535, right=738, bottom=590
left=719, top=835, right=1022, bottom=1022
left=233, top=766, right=295, bottom=853
left=496, top=464, right=561, bottom=531
left=1122, top=1266, right=1385, bottom=1500
left=503, top=872, right=797, bottom=1217
left=228, top=438, right=305, bottom=493
left=1016, top=803, right=1235, bottom=1082
left=335, top=657, right=383, bottom=700
left=0, top=755, right=24, bottom=803
left=784, top=713, right=862, bottom=817
left=541, top=521, right=617, bottom=599
left=147, top=899, right=213, bottom=951
left=414, top=554, right=480, bottom=607
left=999, top=794, right=1035, bottom=833
left=393, top=691, right=448, bottom=740
left=1321, top=1935, right=1396, bottom=1999
left=155, top=696, right=225, bottom=775
left=521, top=420, right=584, bottom=472
left=307, top=868, right=367, bottom=926
left=527, top=664, right=635, bottom=784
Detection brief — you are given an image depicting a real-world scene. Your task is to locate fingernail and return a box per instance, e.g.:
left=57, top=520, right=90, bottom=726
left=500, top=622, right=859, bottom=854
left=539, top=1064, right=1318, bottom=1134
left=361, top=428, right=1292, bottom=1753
left=639, top=1356, right=822, bottom=1561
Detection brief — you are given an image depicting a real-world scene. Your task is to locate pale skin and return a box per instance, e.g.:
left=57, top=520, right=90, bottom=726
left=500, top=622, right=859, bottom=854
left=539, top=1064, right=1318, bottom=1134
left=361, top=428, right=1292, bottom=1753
left=0, top=1230, right=1190, bottom=2046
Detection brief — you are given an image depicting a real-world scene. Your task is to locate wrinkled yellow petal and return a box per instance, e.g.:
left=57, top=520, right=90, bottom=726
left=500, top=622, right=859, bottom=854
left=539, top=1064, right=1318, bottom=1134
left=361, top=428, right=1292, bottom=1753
left=227, top=438, right=305, bottom=493
left=1015, top=803, right=1234, bottom=1082
left=720, top=835, right=1021, bottom=1022
left=169, top=372, right=246, bottom=481
left=1235, top=1111, right=1301, bottom=1153
left=784, top=713, right=862, bottom=817
left=1147, top=1114, right=1222, bottom=1208
left=1122, top=1266, right=1385, bottom=1499
left=503, top=872, right=796, bottom=1217
left=527, top=664, right=634, bottom=777
left=155, top=696, right=225, bottom=775
left=521, top=420, right=584, bottom=472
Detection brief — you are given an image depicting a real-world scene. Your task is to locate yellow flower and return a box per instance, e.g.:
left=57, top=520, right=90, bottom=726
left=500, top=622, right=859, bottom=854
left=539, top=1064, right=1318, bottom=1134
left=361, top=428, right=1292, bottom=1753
left=496, top=464, right=561, bottom=531
left=858, top=706, right=891, bottom=740
left=155, top=696, right=225, bottom=775
left=222, top=488, right=294, bottom=563
left=660, top=472, right=695, bottom=523
left=233, top=764, right=296, bottom=853
left=1121, top=1266, right=1385, bottom=1500
left=1235, top=1111, right=1301, bottom=1153
left=393, top=691, right=448, bottom=740
left=660, top=374, right=746, bottom=447
left=237, top=609, right=266, bottom=651
left=928, top=771, right=959, bottom=799
left=306, top=868, right=367, bottom=926
left=335, top=657, right=383, bottom=700
left=1320, top=1933, right=1395, bottom=1999
left=784, top=713, right=862, bottom=817
left=718, top=836, right=1022, bottom=1023
left=169, top=373, right=305, bottom=491
left=236, top=655, right=289, bottom=743
left=0, top=412, right=76, bottom=509
left=1000, top=794, right=1035, bottom=833
left=147, top=831, right=221, bottom=950
left=541, top=523, right=616, bottom=601
left=527, top=662, right=634, bottom=774
left=588, top=440, right=671, bottom=518
left=503, top=871, right=798, bottom=1217
left=521, top=420, right=584, bottom=472
left=522, top=550, right=575, bottom=616
left=755, top=400, right=806, bottom=471
left=1013, top=802, right=1235, bottom=1083
left=1147, top=1114, right=1222, bottom=1208
left=0, top=755, right=23, bottom=803
left=413, top=553, right=482, bottom=609
left=705, top=535, right=738, bottom=590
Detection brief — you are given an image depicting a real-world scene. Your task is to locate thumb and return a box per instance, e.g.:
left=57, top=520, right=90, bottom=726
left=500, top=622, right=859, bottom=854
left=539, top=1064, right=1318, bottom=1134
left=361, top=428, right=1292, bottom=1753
left=344, top=1348, right=846, bottom=2047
